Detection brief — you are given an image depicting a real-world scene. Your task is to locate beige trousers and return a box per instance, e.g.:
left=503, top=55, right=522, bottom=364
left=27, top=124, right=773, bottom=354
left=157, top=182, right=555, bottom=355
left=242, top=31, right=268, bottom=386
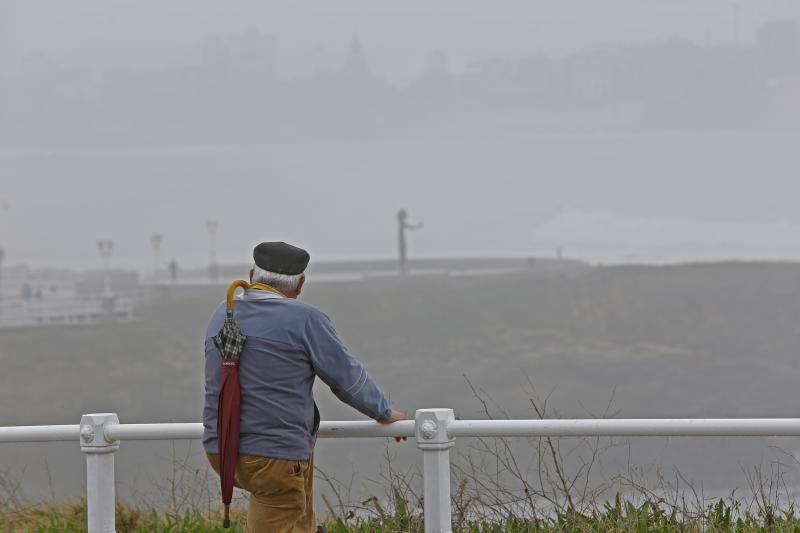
left=207, top=452, right=316, bottom=533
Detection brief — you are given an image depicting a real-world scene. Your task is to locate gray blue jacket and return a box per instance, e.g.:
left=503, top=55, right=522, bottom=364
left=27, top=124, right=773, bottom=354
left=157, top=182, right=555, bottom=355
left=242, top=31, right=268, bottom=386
left=203, top=290, right=391, bottom=461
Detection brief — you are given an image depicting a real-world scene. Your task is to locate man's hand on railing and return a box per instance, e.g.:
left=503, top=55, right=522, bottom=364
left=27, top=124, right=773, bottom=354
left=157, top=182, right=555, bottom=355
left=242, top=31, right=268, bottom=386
left=380, top=409, right=410, bottom=442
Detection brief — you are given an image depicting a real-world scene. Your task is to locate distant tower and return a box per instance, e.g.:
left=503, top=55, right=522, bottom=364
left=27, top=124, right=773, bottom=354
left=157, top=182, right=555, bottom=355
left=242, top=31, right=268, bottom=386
left=756, top=19, right=798, bottom=74
left=0, top=200, right=7, bottom=301
left=168, top=259, right=179, bottom=283
left=343, top=35, right=371, bottom=78
left=96, top=240, right=114, bottom=299
left=414, top=50, right=451, bottom=96
left=150, top=233, right=163, bottom=283
left=96, top=239, right=116, bottom=318
left=206, top=220, right=219, bottom=282
left=422, top=50, right=449, bottom=78
left=0, top=247, right=5, bottom=302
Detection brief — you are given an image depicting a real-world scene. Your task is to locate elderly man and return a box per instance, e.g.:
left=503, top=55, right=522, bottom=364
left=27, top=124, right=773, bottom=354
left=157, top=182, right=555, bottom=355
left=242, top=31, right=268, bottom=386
left=204, top=242, right=408, bottom=533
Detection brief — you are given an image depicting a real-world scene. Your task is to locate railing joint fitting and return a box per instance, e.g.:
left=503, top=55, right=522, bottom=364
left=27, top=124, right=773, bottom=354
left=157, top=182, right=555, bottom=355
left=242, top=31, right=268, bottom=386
left=415, top=408, right=455, bottom=451
left=79, top=413, right=120, bottom=454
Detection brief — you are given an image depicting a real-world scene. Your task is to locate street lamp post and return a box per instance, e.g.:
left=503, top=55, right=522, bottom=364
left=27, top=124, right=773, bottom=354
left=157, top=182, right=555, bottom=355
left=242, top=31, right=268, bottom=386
left=206, top=220, right=219, bottom=281
left=0, top=199, right=8, bottom=302
left=0, top=247, right=5, bottom=302
left=96, top=240, right=114, bottom=299
left=150, top=234, right=163, bottom=283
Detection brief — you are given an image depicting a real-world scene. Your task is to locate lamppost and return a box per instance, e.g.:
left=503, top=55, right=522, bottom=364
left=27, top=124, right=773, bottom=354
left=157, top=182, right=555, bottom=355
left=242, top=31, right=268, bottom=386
left=150, top=234, right=163, bottom=283
left=0, top=199, right=7, bottom=302
left=729, top=1, right=741, bottom=46
left=206, top=220, right=219, bottom=281
left=96, top=240, right=114, bottom=299
left=0, top=247, right=5, bottom=302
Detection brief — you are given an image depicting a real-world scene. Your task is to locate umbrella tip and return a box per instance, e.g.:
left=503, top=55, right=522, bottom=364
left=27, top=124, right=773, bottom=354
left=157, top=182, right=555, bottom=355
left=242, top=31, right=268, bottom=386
left=223, top=519, right=231, bottom=528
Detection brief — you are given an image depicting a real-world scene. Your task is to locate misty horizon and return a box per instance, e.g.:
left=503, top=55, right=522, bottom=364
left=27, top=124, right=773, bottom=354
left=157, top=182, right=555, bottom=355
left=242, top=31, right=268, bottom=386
left=2, top=0, right=800, bottom=80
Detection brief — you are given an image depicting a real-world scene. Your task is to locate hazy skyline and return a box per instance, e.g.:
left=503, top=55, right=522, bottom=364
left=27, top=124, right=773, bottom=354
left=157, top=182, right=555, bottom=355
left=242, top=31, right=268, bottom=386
left=2, top=0, right=799, bottom=82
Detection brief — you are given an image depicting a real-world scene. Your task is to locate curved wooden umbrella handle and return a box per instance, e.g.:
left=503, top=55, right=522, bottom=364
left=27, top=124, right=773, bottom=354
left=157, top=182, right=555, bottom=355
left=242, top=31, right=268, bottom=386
left=226, top=279, right=251, bottom=312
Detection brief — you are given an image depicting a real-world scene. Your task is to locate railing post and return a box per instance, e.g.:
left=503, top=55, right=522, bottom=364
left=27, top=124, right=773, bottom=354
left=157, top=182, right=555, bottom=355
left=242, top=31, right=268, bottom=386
left=416, top=408, right=455, bottom=533
left=80, top=413, right=120, bottom=533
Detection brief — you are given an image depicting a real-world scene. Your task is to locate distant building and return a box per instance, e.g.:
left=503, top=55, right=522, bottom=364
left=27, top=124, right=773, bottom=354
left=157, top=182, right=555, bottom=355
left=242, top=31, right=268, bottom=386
left=201, top=29, right=278, bottom=81
left=416, top=50, right=450, bottom=84
left=756, top=19, right=799, bottom=74
left=408, top=50, right=455, bottom=110
left=308, top=34, right=385, bottom=89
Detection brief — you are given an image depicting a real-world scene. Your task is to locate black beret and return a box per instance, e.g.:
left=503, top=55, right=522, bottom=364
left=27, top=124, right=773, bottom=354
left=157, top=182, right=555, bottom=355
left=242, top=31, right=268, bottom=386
left=253, top=242, right=310, bottom=275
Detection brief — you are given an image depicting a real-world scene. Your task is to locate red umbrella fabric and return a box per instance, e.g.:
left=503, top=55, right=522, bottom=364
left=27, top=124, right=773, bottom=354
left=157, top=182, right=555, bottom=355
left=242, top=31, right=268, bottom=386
left=212, top=279, right=250, bottom=528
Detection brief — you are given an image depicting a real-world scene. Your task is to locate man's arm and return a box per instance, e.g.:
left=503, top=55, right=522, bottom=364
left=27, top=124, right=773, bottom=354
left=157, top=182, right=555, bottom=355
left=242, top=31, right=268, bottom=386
left=302, top=309, right=403, bottom=423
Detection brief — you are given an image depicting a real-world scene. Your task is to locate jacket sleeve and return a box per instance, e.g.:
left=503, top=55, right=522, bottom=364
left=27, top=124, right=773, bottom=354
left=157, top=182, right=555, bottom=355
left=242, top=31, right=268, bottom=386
left=302, top=309, right=391, bottom=421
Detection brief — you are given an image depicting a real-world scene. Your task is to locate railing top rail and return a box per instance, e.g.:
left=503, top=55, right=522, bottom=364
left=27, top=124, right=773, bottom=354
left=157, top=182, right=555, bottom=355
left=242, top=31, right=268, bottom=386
left=6, top=417, right=800, bottom=445
left=447, top=418, right=800, bottom=437
left=0, top=420, right=417, bottom=443
left=104, top=420, right=417, bottom=441
left=0, top=424, right=80, bottom=443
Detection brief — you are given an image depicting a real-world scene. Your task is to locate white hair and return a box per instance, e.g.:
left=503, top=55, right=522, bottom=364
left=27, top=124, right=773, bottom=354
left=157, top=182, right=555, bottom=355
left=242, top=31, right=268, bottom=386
left=251, top=264, right=304, bottom=293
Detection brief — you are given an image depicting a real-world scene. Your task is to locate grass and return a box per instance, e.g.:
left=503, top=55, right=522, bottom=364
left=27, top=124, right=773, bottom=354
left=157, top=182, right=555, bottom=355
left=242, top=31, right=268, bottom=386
left=4, top=496, right=800, bottom=532
left=0, top=501, right=248, bottom=532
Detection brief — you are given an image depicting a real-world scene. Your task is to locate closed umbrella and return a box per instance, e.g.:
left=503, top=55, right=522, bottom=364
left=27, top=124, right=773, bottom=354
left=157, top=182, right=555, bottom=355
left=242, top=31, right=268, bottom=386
left=212, top=279, right=251, bottom=528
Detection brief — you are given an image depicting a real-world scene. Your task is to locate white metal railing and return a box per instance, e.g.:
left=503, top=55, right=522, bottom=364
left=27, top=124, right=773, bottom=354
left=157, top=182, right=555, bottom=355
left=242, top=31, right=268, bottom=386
left=5, top=411, right=800, bottom=533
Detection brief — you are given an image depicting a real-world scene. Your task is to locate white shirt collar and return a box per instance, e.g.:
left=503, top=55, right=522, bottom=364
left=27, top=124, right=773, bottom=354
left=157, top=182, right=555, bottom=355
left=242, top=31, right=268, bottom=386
left=237, top=289, right=285, bottom=301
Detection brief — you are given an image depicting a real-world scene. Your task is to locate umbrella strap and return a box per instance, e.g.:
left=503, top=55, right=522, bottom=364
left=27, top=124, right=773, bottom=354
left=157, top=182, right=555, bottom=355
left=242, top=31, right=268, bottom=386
left=249, top=282, right=286, bottom=298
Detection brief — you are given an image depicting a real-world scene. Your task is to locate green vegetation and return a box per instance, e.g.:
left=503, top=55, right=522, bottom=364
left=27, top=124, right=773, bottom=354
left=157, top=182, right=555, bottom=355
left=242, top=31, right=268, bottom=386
left=0, top=501, right=247, bottom=532
left=4, top=496, right=800, bottom=532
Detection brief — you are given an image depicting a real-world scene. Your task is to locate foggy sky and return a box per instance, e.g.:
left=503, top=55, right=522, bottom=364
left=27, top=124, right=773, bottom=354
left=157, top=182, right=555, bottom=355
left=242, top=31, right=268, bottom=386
left=2, top=0, right=800, bottom=270
left=4, top=131, right=800, bottom=271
